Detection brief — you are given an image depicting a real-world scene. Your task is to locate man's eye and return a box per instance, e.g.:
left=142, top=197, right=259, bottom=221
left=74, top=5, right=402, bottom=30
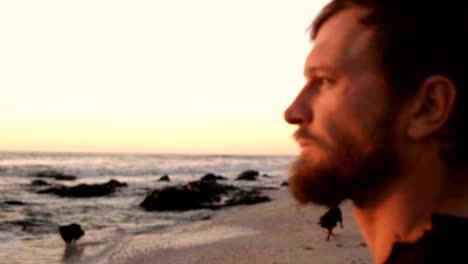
left=310, top=77, right=332, bottom=90
left=317, top=77, right=332, bottom=87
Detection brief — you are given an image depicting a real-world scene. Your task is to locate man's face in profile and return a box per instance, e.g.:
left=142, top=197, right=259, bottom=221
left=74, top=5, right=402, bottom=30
left=284, top=8, right=402, bottom=207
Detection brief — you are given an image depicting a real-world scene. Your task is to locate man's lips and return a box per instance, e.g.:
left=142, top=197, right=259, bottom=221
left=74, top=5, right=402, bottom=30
left=293, top=129, right=317, bottom=148
left=293, top=129, right=330, bottom=150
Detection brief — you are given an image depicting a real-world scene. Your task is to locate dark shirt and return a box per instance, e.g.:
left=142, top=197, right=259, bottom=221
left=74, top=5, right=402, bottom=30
left=385, top=214, right=468, bottom=264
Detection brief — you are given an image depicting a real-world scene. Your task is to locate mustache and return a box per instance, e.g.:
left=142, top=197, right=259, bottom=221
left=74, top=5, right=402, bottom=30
left=292, top=128, right=330, bottom=148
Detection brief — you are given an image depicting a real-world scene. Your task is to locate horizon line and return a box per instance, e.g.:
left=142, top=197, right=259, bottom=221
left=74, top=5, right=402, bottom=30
left=0, top=149, right=297, bottom=157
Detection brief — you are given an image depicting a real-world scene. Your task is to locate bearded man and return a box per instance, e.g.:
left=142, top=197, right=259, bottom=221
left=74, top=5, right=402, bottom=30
left=284, top=1, right=468, bottom=263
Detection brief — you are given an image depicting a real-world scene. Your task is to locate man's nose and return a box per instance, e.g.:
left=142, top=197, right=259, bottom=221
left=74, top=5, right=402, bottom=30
left=283, top=92, right=312, bottom=125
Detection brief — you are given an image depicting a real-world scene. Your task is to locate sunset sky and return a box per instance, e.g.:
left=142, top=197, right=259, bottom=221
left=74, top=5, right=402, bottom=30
left=0, top=0, right=329, bottom=155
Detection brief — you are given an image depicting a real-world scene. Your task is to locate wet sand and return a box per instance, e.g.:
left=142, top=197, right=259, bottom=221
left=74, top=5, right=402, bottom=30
left=109, top=189, right=373, bottom=264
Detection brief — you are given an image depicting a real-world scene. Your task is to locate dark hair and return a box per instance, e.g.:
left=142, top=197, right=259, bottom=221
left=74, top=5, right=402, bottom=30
left=311, top=0, right=468, bottom=168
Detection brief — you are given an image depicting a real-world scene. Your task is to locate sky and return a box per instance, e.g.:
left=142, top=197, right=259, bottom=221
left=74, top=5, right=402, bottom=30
left=0, top=0, right=330, bottom=155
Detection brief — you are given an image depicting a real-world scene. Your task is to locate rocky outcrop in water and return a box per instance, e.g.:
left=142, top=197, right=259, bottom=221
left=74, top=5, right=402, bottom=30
left=30, top=179, right=50, bottom=186
left=37, top=179, right=127, bottom=197
left=30, top=170, right=77, bottom=181
left=235, top=170, right=259, bottom=181
left=200, top=173, right=227, bottom=181
left=3, top=200, right=25, bottom=206
left=139, top=176, right=271, bottom=211
left=158, top=174, right=170, bottom=182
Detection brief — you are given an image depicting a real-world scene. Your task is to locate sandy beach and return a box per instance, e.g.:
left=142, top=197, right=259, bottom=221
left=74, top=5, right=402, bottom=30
left=110, top=188, right=372, bottom=264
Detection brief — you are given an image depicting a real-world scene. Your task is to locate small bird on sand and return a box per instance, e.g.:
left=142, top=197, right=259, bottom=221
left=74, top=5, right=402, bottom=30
left=318, top=206, right=343, bottom=241
left=58, top=223, right=85, bottom=245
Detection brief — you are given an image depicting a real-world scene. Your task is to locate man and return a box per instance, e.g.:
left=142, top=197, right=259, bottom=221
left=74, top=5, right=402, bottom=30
left=284, top=1, right=468, bottom=263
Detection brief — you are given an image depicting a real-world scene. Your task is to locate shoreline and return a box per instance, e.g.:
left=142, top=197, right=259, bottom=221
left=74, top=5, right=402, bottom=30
left=109, top=189, right=372, bottom=264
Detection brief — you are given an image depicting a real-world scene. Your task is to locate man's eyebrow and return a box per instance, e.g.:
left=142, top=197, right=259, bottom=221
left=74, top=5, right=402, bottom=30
left=303, top=66, right=339, bottom=76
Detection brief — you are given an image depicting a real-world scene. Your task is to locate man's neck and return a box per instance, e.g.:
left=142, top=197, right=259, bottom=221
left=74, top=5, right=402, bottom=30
left=351, top=151, right=468, bottom=264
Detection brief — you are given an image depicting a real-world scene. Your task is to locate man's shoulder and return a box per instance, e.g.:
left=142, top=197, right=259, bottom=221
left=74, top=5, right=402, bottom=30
left=385, top=214, right=468, bottom=264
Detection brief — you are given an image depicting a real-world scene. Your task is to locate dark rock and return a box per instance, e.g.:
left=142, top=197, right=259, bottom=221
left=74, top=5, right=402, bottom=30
left=59, top=223, right=85, bottom=244
left=38, top=184, right=115, bottom=197
left=31, top=179, right=49, bottom=186
left=104, top=179, right=128, bottom=188
left=51, top=175, right=77, bottom=181
left=139, top=186, right=216, bottom=211
left=37, top=180, right=127, bottom=198
left=158, top=174, right=170, bottom=182
left=251, top=186, right=279, bottom=191
left=184, top=179, right=234, bottom=198
left=224, top=190, right=271, bottom=207
left=139, top=178, right=271, bottom=211
left=236, top=170, right=259, bottom=181
left=200, top=173, right=226, bottom=181
left=31, top=170, right=77, bottom=181
left=4, top=200, right=25, bottom=206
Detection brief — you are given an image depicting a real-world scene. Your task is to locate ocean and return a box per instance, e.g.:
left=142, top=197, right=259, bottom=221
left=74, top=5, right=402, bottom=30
left=0, top=151, right=295, bottom=264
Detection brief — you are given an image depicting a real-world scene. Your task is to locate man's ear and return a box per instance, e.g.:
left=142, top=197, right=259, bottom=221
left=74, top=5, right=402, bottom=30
left=407, top=75, right=456, bottom=140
